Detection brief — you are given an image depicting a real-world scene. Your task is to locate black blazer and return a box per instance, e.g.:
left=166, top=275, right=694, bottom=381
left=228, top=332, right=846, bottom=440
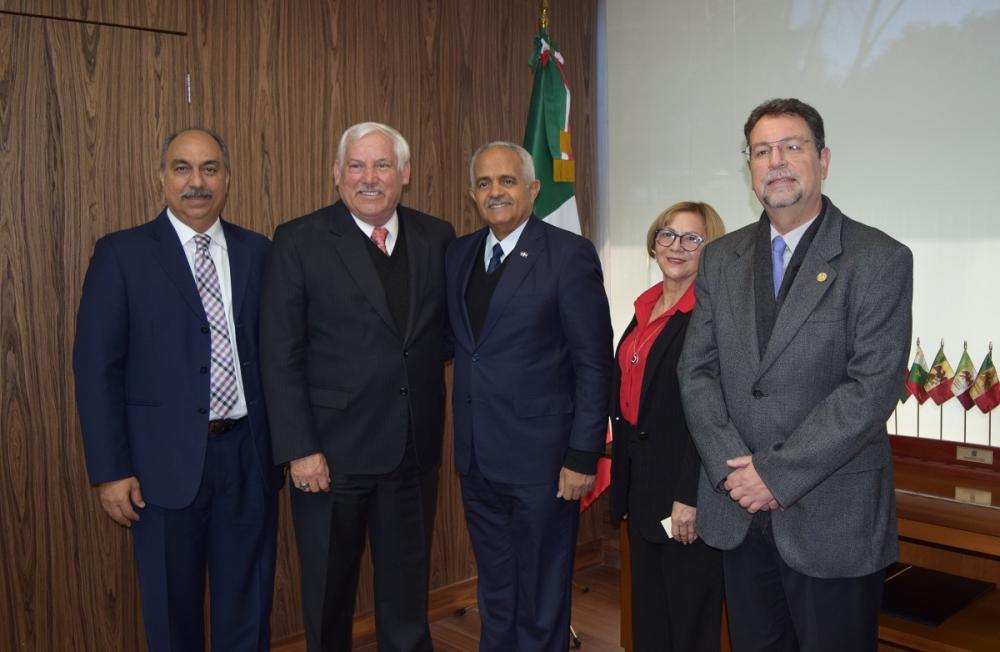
left=610, top=308, right=702, bottom=543
left=259, top=200, right=455, bottom=473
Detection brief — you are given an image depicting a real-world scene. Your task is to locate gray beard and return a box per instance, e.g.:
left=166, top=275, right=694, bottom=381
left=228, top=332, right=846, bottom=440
left=762, top=186, right=802, bottom=209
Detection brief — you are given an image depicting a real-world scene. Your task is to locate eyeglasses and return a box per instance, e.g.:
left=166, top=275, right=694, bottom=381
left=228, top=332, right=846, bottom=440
left=655, top=228, right=705, bottom=252
left=742, top=137, right=814, bottom=162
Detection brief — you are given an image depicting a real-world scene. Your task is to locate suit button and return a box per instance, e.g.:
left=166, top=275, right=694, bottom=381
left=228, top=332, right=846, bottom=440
left=614, top=416, right=621, bottom=422
left=637, top=431, right=649, bottom=440
left=466, top=398, right=472, bottom=404
left=399, top=387, right=409, bottom=396
left=752, top=387, right=765, bottom=399
left=200, top=366, right=208, bottom=374
left=198, top=407, right=208, bottom=414
left=403, top=349, right=409, bottom=357
left=472, top=353, right=480, bottom=362
left=201, top=326, right=210, bottom=334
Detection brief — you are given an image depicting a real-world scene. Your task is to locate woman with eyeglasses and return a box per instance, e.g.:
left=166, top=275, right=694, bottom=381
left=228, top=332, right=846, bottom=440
left=610, top=201, right=726, bottom=651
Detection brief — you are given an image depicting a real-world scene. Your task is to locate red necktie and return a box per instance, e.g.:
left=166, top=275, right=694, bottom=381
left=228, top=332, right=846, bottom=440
left=371, top=227, right=389, bottom=255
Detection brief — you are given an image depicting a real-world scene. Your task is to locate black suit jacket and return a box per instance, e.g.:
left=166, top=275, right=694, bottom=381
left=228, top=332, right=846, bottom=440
left=610, top=309, right=702, bottom=543
left=260, top=201, right=455, bottom=473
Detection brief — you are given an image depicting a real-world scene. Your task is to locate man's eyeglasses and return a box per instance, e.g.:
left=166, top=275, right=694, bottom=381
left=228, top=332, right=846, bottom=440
left=742, top=137, right=814, bottom=162
left=655, top=228, right=705, bottom=252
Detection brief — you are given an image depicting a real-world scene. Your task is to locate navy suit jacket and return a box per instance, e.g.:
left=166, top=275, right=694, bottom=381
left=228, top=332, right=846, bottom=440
left=73, top=211, right=281, bottom=509
left=445, top=216, right=613, bottom=485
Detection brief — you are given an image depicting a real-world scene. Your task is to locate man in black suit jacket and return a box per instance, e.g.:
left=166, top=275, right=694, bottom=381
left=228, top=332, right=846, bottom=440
left=260, top=122, right=455, bottom=651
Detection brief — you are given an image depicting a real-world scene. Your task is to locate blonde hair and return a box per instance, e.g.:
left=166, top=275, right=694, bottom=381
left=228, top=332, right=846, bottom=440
left=645, top=201, right=726, bottom=258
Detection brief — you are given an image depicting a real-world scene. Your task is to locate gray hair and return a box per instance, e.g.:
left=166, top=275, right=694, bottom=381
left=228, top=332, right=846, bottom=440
left=337, top=122, right=411, bottom=171
left=160, top=127, right=230, bottom=171
left=468, top=141, right=536, bottom=187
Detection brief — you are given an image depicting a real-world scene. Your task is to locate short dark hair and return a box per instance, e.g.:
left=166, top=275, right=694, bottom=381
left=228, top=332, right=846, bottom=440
left=160, top=127, right=231, bottom=171
left=743, top=98, right=825, bottom=155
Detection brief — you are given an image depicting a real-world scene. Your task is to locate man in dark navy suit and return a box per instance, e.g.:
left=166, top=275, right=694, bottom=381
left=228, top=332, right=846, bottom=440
left=73, top=128, right=281, bottom=652
left=445, top=141, right=613, bottom=650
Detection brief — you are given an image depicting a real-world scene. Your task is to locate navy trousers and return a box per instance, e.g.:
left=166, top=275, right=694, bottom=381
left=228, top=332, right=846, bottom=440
left=460, top=466, right=580, bottom=652
left=130, top=420, right=278, bottom=652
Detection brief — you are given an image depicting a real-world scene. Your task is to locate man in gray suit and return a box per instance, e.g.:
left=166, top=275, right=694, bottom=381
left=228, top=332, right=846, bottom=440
left=679, top=98, right=912, bottom=651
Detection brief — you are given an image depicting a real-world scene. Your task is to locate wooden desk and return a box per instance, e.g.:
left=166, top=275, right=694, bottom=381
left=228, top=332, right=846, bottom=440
left=881, top=452, right=1000, bottom=651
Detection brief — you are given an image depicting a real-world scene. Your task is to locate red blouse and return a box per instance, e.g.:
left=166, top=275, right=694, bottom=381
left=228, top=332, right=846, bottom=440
left=617, top=282, right=696, bottom=425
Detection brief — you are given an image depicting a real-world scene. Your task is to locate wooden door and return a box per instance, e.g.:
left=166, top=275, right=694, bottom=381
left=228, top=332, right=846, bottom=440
left=0, top=12, right=188, bottom=650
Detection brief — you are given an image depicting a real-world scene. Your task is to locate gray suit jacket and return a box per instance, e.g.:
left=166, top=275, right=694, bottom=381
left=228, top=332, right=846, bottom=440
left=678, top=197, right=912, bottom=578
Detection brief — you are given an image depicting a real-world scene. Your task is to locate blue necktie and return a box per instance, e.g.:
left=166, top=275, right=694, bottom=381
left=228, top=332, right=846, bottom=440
left=486, top=243, right=504, bottom=273
left=771, top=236, right=787, bottom=298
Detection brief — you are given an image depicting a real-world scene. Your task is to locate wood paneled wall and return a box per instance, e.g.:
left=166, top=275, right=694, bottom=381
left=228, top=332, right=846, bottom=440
left=0, top=1, right=603, bottom=648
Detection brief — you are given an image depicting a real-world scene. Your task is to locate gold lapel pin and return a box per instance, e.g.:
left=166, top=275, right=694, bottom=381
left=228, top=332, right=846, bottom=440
left=816, top=272, right=828, bottom=282
left=519, top=251, right=529, bottom=258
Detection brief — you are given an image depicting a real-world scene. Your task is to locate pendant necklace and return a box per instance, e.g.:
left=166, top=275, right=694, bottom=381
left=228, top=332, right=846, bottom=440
left=629, top=327, right=660, bottom=365
left=630, top=296, right=668, bottom=364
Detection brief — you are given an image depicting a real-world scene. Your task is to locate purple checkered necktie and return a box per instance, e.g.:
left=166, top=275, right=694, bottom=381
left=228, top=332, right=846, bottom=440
left=193, top=234, right=238, bottom=416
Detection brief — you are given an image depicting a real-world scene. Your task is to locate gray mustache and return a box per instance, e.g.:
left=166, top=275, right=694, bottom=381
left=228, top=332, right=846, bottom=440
left=181, top=188, right=213, bottom=199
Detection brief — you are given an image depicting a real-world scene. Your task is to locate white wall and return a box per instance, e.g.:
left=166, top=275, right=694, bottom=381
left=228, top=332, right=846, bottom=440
left=597, top=0, right=1000, bottom=446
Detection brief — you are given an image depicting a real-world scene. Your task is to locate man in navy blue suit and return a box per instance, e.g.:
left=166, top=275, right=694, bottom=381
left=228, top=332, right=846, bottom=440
left=73, top=128, right=281, bottom=652
left=446, top=141, right=613, bottom=650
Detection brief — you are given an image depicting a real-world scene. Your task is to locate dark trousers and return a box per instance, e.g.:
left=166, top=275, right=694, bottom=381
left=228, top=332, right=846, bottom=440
left=131, top=419, right=278, bottom=652
left=723, top=514, right=885, bottom=652
left=627, top=517, right=723, bottom=652
left=460, top=466, right=579, bottom=652
left=291, top=437, right=438, bottom=652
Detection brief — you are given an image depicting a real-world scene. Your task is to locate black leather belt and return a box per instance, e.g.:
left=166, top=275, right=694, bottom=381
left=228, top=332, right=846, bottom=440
left=207, top=417, right=245, bottom=435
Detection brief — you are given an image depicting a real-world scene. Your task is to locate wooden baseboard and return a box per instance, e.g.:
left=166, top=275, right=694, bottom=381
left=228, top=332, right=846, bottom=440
left=271, top=538, right=609, bottom=650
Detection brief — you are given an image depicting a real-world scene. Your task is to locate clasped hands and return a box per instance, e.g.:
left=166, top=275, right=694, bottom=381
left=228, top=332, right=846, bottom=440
left=724, top=455, right=779, bottom=514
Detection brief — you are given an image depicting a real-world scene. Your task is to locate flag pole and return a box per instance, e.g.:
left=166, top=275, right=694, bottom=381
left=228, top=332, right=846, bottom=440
left=539, top=0, right=549, bottom=31
left=939, top=338, right=944, bottom=440
left=915, top=337, right=921, bottom=436
left=963, top=340, right=968, bottom=442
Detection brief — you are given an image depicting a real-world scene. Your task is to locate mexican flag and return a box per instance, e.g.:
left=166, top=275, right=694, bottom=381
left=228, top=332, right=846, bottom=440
left=904, top=343, right=930, bottom=405
left=924, top=344, right=955, bottom=405
left=524, top=28, right=580, bottom=234
left=951, top=349, right=977, bottom=411
left=899, top=372, right=911, bottom=404
left=970, top=351, right=1000, bottom=414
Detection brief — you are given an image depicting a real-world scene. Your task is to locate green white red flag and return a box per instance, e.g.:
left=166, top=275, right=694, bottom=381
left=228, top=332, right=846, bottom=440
left=970, top=351, right=1000, bottom=414
left=524, top=28, right=581, bottom=234
left=924, top=344, right=955, bottom=405
left=904, top=343, right=930, bottom=405
left=951, top=348, right=977, bottom=411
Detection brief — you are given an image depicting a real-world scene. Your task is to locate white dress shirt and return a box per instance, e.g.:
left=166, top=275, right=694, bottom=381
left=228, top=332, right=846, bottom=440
left=483, top=217, right=531, bottom=271
left=352, top=211, right=400, bottom=254
left=167, top=210, right=248, bottom=419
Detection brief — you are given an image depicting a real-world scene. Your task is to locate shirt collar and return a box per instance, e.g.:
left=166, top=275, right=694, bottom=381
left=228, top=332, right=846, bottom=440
left=166, top=209, right=227, bottom=250
left=633, top=281, right=696, bottom=326
left=770, top=212, right=818, bottom=255
left=352, top=211, right=399, bottom=242
left=484, top=217, right=531, bottom=265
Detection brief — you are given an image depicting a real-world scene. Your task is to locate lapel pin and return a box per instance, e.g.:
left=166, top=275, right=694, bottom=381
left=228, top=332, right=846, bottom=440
left=816, top=272, right=828, bottom=282
left=519, top=251, right=529, bottom=258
